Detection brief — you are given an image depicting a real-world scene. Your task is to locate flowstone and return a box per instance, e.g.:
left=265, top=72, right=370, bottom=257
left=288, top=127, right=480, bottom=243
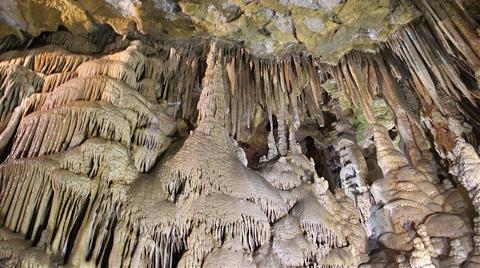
left=0, top=0, right=479, bottom=267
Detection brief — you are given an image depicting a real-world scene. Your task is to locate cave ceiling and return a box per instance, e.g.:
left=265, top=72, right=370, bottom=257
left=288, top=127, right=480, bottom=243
left=0, top=0, right=480, bottom=267
left=1, top=0, right=421, bottom=62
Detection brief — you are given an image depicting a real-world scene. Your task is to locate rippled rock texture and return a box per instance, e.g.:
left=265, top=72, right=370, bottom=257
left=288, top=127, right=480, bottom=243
left=0, top=0, right=479, bottom=267
left=0, top=0, right=423, bottom=62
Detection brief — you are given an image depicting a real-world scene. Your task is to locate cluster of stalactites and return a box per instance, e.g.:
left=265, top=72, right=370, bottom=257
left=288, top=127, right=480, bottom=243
left=0, top=39, right=181, bottom=173
left=329, top=8, right=480, bottom=267
left=0, top=137, right=138, bottom=267
left=0, top=38, right=198, bottom=267
left=0, top=35, right=205, bottom=120
left=0, top=35, right=22, bottom=54
left=331, top=0, right=480, bottom=160
left=219, top=45, right=326, bottom=141
left=382, top=1, right=480, bottom=155
left=333, top=42, right=468, bottom=167
left=413, top=0, right=480, bottom=78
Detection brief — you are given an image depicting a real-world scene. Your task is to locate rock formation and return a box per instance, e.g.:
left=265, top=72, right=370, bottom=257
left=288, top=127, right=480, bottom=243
left=0, top=0, right=478, bottom=267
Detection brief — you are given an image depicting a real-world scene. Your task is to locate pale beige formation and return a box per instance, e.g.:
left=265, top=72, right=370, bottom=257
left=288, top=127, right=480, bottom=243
left=0, top=0, right=478, bottom=267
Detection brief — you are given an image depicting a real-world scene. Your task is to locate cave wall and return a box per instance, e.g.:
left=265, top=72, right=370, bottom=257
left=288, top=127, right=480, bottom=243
left=0, top=0, right=478, bottom=267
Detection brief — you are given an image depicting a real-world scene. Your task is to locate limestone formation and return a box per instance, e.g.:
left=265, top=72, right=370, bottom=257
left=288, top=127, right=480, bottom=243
left=0, top=0, right=479, bottom=267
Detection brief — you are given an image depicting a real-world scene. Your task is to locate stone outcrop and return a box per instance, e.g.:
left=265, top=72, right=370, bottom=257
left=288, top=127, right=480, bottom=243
left=0, top=0, right=479, bottom=267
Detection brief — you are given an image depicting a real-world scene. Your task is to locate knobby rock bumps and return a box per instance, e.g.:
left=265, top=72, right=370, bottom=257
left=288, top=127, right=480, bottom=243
left=0, top=1, right=479, bottom=266
left=0, top=37, right=366, bottom=267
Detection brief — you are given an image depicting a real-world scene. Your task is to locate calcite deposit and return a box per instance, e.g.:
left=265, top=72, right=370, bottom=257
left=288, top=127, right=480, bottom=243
left=0, top=0, right=479, bottom=267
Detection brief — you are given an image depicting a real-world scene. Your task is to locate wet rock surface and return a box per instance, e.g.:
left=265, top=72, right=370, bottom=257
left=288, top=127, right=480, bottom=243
left=0, top=0, right=479, bottom=267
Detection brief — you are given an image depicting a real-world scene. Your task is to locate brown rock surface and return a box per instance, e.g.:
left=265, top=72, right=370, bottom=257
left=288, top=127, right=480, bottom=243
left=0, top=0, right=479, bottom=267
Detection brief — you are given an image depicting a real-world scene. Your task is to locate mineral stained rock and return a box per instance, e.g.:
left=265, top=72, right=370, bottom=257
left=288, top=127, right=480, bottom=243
left=0, top=0, right=479, bottom=267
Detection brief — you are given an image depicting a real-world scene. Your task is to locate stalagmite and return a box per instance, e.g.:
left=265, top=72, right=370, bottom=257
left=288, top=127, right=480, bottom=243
left=417, top=224, right=437, bottom=258
left=157, top=45, right=287, bottom=224
left=409, top=237, right=435, bottom=268
left=449, top=138, right=480, bottom=213
left=365, top=122, right=472, bottom=266
left=0, top=0, right=479, bottom=267
left=334, top=103, right=373, bottom=226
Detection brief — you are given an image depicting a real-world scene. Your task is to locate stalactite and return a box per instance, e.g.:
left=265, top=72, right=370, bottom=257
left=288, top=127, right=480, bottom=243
left=103, top=45, right=146, bottom=80
left=386, top=23, right=478, bottom=113
left=142, top=45, right=203, bottom=120
left=41, top=72, right=78, bottom=93
left=132, top=126, right=171, bottom=170
left=0, top=63, right=43, bottom=132
left=0, top=35, right=21, bottom=54
left=181, top=195, right=271, bottom=250
left=0, top=159, right=55, bottom=239
left=56, top=138, right=137, bottom=183
left=0, top=63, right=44, bottom=91
left=333, top=50, right=439, bottom=175
left=293, top=195, right=345, bottom=249
left=0, top=2, right=478, bottom=266
left=34, top=51, right=93, bottom=75
left=8, top=102, right=133, bottom=160
left=220, top=46, right=325, bottom=140
left=0, top=103, right=24, bottom=155
left=176, top=224, right=219, bottom=268
left=69, top=183, right=125, bottom=267
left=45, top=171, right=90, bottom=257
left=25, top=76, right=157, bottom=127
left=0, top=135, right=141, bottom=266
left=44, top=31, right=100, bottom=54
left=76, top=59, right=137, bottom=88
left=414, top=0, right=480, bottom=73
left=394, top=106, right=435, bottom=174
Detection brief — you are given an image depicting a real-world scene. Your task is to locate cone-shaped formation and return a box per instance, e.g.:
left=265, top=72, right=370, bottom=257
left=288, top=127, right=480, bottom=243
left=0, top=0, right=479, bottom=267
left=0, top=39, right=366, bottom=267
